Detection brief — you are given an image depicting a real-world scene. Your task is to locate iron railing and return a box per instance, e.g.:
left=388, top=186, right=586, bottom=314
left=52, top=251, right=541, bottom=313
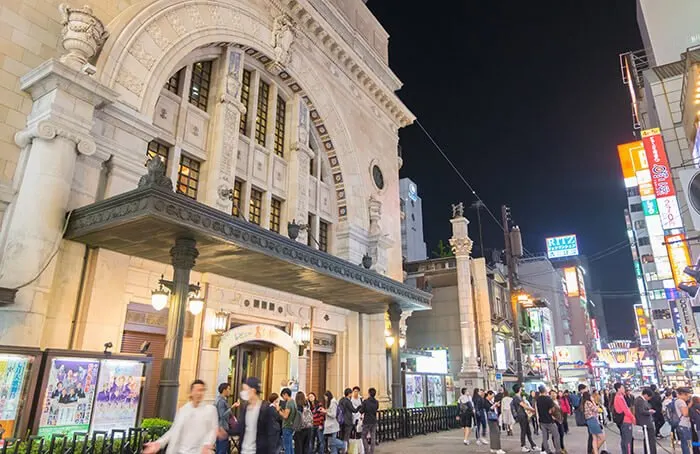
left=0, top=406, right=459, bottom=454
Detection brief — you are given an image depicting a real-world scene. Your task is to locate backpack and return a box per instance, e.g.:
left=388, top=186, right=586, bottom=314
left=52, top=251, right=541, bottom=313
left=336, top=400, right=346, bottom=426
left=302, top=406, right=314, bottom=429
left=574, top=404, right=586, bottom=426
left=511, top=397, right=526, bottom=421
left=292, top=405, right=304, bottom=431
left=459, top=399, right=474, bottom=415
left=665, top=399, right=681, bottom=429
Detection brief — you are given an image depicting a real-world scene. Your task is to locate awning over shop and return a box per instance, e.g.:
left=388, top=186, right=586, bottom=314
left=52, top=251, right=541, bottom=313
left=64, top=172, right=432, bottom=315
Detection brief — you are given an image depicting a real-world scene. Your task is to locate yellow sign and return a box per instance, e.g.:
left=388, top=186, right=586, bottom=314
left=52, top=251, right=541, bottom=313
left=564, top=267, right=579, bottom=297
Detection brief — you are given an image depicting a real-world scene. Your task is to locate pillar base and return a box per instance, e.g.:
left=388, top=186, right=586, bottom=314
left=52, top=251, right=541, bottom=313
left=458, top=370, right=484, bottom=390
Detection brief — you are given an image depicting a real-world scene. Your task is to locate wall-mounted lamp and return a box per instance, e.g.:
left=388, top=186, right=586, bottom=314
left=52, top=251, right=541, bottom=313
left=214, top=310, right=230, bottom=335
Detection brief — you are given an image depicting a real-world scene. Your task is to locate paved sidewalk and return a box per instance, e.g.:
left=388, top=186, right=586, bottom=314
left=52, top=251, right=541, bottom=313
left=376, top=421, right=680, bottom=454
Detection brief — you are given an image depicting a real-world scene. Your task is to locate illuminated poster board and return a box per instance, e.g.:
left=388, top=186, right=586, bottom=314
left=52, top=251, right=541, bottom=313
left=564, top=267, right=579, bottom=297
left=665, top=233, right=693, bottom=288
left=634, top=304, right=651, bottom=346
left=0, top=355, right=30, bottom=438
left=426, top=376, right=444, bottom=407
left=90, top=360, right=146, bottom=434
left=405, top=374, right=424, bottom=408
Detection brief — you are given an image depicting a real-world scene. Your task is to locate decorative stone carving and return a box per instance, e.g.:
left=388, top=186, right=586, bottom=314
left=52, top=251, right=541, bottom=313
left=146, top=22, right=170, bottom=50
left=129, top=40, right=156, bottom=70
left=449, top=237, right=473, bottom=257
left=15, top=120, right=96, bottom=156
left=58, top=4, right=108, bottom=72
left=116, top=69, right=144, bottom=95
left=138, top=156, right=173, bottom=190
left=269, top=15, right=295, bottom=72
left=368, top=195, right=382, bottom=236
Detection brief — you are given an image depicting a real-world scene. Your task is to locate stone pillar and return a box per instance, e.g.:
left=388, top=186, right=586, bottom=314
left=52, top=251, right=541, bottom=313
left=388, top=302, right=402, bottom=408
left=157, top=238, right=199, bottom=420
left=204, top=47, right=246, bottom=211
left=449, top=211, right=481, bottom=378
left=287, top=97, right=312, bottom=242
left=0, top=58, right=116, bottom=346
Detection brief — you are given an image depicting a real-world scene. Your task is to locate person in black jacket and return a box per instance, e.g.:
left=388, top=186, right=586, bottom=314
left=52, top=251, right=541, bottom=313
left=472, top=388, right=488, bottom=444
left=338, top=388, right=360, bottom=442
left=360, top=388, right=380, bottom=454
left=649, top=384, right=665, bottom=437
left=232, top=377, right=277, bottom=454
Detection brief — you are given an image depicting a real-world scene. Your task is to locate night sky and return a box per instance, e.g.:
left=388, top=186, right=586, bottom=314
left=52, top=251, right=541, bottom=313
left=367, top=0, right=644, bottom=340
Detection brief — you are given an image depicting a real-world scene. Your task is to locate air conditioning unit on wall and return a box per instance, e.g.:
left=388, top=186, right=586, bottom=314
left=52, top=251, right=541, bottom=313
left=679, top=168, right=700, bottom=230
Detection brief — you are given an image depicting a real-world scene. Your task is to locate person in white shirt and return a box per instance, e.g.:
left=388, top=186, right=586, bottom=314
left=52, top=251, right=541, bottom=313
left=144, top=379, right=218, bottom=454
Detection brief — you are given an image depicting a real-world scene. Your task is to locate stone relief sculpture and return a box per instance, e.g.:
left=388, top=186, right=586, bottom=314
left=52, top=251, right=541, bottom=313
left=226, top=50, right=243, bottom=98
left=58, top=4, right=108, bottom=72
left=270, top=15, right=296, bottom=70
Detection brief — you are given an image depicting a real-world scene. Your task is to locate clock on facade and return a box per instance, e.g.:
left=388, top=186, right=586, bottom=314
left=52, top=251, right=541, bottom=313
left=372, top=164, right=384, bottom=190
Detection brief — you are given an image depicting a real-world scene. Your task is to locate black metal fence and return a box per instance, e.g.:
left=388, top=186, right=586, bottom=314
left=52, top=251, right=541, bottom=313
left=0, top=406, right=458, bottom=454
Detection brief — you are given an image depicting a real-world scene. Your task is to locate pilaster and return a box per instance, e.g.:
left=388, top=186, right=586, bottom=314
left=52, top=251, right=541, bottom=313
left=286, top=96, right=313, bottom=243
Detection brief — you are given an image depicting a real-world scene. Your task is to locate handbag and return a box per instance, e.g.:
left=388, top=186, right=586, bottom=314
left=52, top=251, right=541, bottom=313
left=632, top=425, right=646, bottom=441
left=348, top=438, right=362, bottom=454
left=487, top=410, right=499, bottom=421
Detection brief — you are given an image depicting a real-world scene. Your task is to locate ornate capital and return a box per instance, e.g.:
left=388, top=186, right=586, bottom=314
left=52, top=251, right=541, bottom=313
left=170, top=238, right=199, bottom=270
left=59, top=4, right=108, bottom=73
left=449, top=237, right=473, bottom=257
left=15, top=120, right=96, bottom=155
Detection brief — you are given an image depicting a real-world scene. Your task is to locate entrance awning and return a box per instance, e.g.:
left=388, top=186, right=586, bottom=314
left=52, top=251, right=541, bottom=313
left=64, top=170, right=431, bottom=314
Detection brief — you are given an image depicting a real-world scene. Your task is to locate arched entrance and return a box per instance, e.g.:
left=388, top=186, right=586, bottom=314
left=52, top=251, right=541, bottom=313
left=217, top=324, right=298, bottom=398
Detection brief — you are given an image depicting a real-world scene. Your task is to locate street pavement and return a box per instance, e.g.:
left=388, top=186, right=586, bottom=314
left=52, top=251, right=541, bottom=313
left=376, top=421, right=680, bottom=454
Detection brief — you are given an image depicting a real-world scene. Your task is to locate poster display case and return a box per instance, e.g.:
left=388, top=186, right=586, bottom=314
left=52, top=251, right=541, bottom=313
left=32, top=349, right=151, bottom=438
left=0, top=346, right=41, bottom=439
left=402, top=348, right=450, bottom=408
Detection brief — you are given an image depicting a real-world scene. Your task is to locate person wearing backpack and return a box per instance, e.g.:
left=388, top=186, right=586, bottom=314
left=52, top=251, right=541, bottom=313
left=278, top=388, right=297, bottom=454
left=338, top=388, right=360, bottom=443
left=457, top=387, right=475, bottom=445
left=293, top=392, right=313, bottom=454
left=613, top=383, right=635, bottom=454
left=673, top=387, right=693, bottom=454
left=322, top=391, right=347, bottom=454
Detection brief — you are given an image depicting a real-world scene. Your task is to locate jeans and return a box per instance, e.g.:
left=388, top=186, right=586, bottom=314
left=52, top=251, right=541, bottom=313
left=327, top=432, right=345, bottom=454
left=678, top=426, right=692, bottom=454
left=557, top=422, right=565, bottom=449
left=541, top=422, right=561, bottom=454
left=562, top=414, right=569, bottom=433
left=532, top=416, right=540, bottom=434
left=475, top=410, right=487, bottom=438
left=620, top=423, right=633, bottom=454
left=362, top=423, right=377, bottom=454
left=518, top=417, right=536, bottom=448
left=215, top=438, right=229, bottom=454
left=283, top=427, right=295, bottom=454
left=312, top=427, right=325, bottom=454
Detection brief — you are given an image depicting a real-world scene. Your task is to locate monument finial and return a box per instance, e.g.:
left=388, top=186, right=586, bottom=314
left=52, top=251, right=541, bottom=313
left=451, top=202, right=464, bottom=219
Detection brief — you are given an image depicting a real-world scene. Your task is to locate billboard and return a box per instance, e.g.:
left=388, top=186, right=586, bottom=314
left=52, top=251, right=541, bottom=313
left=678, top=298, right=700, bottom=350
left=670, top=300, right=690, bottom=360
left=666, top=233, right=693, bottom=287
left=554, top=345, right=587, bottom=366
left=546, top=234, right=579, bottom=259
left=618, top=141, right=645, bottom=188
left=634, top=304, right=651, bottom=346
left=642, top=128, right=683, bottom=229
left=564, top=267, right=579, bottom=297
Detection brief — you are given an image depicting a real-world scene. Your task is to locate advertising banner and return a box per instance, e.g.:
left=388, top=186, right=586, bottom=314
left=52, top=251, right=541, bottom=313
left=426, top=376, right=444, bottom=407
left=90, top=360, right=145, bottom=434
left=642, top=128, right=683, bottom=229
left=555, top=345, right=587, bottom=366
left=634, top=304, right=651, bottom=346
left=670, top=300, right=690, bottom=360
left=38, top=358, right=100, bottom=438
left=617, top=141, right=645, bottom=187
left=546, top=235, right=579, bottom=259
left=666, top=233, right=693, bottom=287
left=564, top=267, right=579, bottom=297
left=678, top=298, right=700, bottom=351
left=0, top=355, right=30, bottom=438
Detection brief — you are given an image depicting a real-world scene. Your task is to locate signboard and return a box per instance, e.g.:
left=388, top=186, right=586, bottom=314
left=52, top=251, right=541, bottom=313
left=405, top=374, right=424, bottom=408
left=678, top=298, right=700, bottom=350
left=0, top=355, right=30, bottom=438
left=642, top=199, right=659, bottom=216
left=642, top=128, right=683, bottom=229
left=554, top=345, right=587, bottom=366
left=546, top=235, right=579, bottom=259
left=408, top=183, right=418, bottom=202
left=415, top=349, right=448, bottom=375
left=618, top=141, right=645, bottom=187
left=670, top=300, right=690, bottom=360
left=666, top=233, right=693, bottom=287
left=495, top=373, right=503, bottom=380
left=495, top=342, right=507, bottom=371
left=598, top=348, right=645, bottom=369
left=38, top=358, right=100, bottom=438
left=577, top=268, right=587, bottom=300
left=564, top=267, right=579, bottom=297
left=634, top=304, right=652, bottom=346
left=90, top=360, right=145, bottom=434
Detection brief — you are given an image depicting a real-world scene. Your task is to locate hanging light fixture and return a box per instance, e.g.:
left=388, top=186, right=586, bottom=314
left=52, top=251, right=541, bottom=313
left=301, top=324, right=311, bottom=346
left=151, top=279, right=169, bottom=311
left=385, top=329, right=395, bottom=347
left=188, top=291, right=205, bottom=315
left=214, top=310, right=229, bottom=334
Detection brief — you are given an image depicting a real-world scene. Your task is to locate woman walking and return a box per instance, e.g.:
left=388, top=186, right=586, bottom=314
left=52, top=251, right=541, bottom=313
left=550, top=390, right=566, bottom=453
left=322, top=391, right=346, bottom=454
left=458, top=387, right=475, bottom=445
left=583, top=391, right=606, bottom=454
left=486, top=390, right=506, bottom=454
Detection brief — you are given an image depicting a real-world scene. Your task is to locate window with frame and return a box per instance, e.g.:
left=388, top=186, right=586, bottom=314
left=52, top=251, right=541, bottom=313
left=270, top=198, right=282, bottom=233
left=637, top=236, right=651, bottom=246
left=274, top=96, right=286, bottom=157
left=232, top=179, right=243, bottom=217
left=177, top=155, right=201, bottom=199
left=239, top=69, right=251, bottom=135
left=146, top=140, right=169, bottom=167
left=319, top=220, right=329, bottom=252
left=189, top=61, right=212, bottom=112
left=164, top=69, right=182, bottom=95
left=255, top=80, right=270, bottom=146
left=630, top=203, right=643, bottom=213
left=249, top=188, right=263, bottom=225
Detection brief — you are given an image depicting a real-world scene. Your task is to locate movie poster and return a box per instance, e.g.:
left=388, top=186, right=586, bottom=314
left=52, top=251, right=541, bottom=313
left=426, top=375, right=444, bottom=407
left=405, top=374, right=424, bottom=408
left=37, top=358, right=100, bottom=438
left=90, top=360, right=145, bottom=434
left=0, top=355, right=30, bottom=439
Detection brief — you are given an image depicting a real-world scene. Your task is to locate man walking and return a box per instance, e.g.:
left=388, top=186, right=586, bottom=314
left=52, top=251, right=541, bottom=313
left=215, top=383, right=232, bottom=454
left=613, top=383, right=635, bottom=454
left=512, top=384, right=537, bottom=452
left=536, top=385, right=561, bottom=454
left=144, top=380, right=218, bottom=454
left=360, top=387, right=379, bottom=454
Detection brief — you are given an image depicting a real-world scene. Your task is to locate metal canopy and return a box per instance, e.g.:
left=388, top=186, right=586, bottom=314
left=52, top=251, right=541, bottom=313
left=64, top=184, right=431, bottom=314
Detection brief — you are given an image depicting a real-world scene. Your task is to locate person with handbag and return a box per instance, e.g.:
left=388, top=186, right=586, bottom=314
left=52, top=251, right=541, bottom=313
left=583, top=391, right=605, bottom=454
left=457, top=387, right=475, bottom=445
left=486, top=390, right=505, bottom=454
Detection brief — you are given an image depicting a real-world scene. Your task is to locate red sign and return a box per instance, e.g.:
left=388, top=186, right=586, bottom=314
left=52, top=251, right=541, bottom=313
left=642, top=128, right=675, bottom=198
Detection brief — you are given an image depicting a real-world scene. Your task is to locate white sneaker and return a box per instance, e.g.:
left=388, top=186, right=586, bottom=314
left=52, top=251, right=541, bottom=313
left=497, top=450, right=506, bottom=454
left=464, top=440, right=469, bottom=445
left=540, top=451, right=547, bottom=454
left=476, top=439, right=483, bottom=445
left=481, top=438, right=489, bottom=444
left=521, top=447, right=531, bottom=452
left=490, top=450, right=498, bottom=453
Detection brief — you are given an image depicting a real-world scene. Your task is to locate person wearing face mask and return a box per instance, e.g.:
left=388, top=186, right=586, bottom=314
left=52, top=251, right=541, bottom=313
left=232, top=377, right=277, bottom=454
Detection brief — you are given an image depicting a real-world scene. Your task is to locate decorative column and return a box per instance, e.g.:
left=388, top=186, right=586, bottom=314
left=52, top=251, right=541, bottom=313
left=448, top=203, right=481, bottom=380
left=286, top=97, right=313, bottom=242
left=0, top=5, right=114, bottom=345
left=157, top=237, right=199, bottom=420
left=205, top=47, right=246, bottom=211
left=388, top=302, right=403, bottom=408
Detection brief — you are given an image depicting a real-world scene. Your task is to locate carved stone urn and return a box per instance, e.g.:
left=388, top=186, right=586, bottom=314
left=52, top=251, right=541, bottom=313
left=58, top=4, right=108, bottom=72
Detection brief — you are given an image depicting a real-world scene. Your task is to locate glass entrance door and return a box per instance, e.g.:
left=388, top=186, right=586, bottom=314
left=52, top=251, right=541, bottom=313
left=229, top=342, right=272, bottom=403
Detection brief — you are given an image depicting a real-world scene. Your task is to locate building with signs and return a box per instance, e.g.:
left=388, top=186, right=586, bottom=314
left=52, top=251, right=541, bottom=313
left=619, top=1, right=700, bottom=383
left=0, top=0, right=433, bottom=427
left=399, top=178, right=427, bottom=263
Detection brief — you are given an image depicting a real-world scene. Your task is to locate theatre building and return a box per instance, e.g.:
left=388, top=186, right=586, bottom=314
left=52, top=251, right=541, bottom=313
left=0, top=0, right=431, bottom=415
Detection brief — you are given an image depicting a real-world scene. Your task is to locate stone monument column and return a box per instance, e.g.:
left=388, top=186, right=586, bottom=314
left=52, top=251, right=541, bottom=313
left=0, top=5, right=115, bottom=346
left=448, top=203, right=481, bottom=382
